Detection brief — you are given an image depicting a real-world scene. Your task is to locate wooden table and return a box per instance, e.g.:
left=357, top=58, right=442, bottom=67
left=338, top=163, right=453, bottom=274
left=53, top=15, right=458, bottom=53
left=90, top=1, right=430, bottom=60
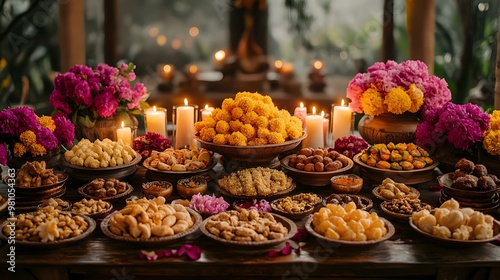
left=1, top=162, right=500, bottom=280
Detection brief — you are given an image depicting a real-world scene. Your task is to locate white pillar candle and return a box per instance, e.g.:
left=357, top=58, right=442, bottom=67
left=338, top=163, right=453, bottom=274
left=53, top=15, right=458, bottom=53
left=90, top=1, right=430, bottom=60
left=293, top=102, right=307, bottom=129
left=201, top=104, right=214, bottom=121
left=321, top=111, right=329, bottom=147
left=145, top=106, right=167, bottom=137
left=333, top=99, right=352, bottom=144
left=116, top=121, right=132, bottom=147
left=175, top=98, right=195, bottom=149
left=304, top=106, right=324, bottom=148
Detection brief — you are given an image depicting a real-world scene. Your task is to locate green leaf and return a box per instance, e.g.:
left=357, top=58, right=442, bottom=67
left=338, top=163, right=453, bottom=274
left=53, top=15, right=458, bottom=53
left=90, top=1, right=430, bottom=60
left=78, top=115, right=96, bottom=128
left=140, top=101, right=151, bottom=111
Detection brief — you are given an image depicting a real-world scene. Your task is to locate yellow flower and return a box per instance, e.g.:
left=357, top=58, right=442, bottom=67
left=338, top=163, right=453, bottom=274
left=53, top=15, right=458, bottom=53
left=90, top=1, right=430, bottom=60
left=360, top=87, right=385, bottom=116
left=483, top=130, right=500, bottom=155
left=19, top=130, right=37, bottom=146
left=37, top=116, right=56, bottom=132
left=489, top=110, right=500, bottom=131
left=14, top=142, right=28, bottom=157
left=384, top=86, right=412, bottom=114
left=407, top=84, right=424, bottom=113
left=29, top=143, right=47, bottom=157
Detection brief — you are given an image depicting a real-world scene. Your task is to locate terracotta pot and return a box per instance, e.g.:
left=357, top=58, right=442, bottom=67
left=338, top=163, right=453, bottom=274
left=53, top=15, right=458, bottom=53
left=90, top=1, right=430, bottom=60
left=77, top=114, right=138, bottom=142
left=358, top=112, right=420, bottom=145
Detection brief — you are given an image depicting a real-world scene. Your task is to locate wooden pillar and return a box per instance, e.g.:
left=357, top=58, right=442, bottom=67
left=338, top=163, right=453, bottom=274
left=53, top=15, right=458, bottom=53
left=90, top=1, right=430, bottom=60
left=406, top=0, right=435, bottom=74
left=381, top=0, right=395, bottom=61
left=494, top=17, right=500, bottom=109
left=58, top=0, right=85, bottom=71
left=104, top=0, right=118, bottom=65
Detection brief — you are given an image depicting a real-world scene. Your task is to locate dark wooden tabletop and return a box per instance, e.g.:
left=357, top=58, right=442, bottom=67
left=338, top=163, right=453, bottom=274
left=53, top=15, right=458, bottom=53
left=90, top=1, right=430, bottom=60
left=1, top=161, right=500, bottom=280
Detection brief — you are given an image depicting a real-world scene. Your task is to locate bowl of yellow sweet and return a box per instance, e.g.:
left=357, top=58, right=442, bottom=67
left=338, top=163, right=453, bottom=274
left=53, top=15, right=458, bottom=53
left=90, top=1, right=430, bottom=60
left=194, top=92, right=306, bottom=168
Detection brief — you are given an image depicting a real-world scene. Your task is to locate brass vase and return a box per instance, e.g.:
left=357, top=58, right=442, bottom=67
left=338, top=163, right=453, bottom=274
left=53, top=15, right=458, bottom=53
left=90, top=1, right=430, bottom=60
left=358, top=112, right=420, bottom=145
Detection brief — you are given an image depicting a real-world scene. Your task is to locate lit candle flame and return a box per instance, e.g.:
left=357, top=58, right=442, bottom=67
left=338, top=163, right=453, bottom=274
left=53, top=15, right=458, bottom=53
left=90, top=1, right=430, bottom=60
left=163, top=65, right=172, bottom=73
left=312, top=106, right=316, bottom=115
left=205, top=104, right=209, bottom=110
left=313, top=60, right=323, bottom=70
left=121, top=121, right=125, bottom=128
left=321, top=111, right=325, bottom=117
left=189, top=65, right=198, bottom=74
left=275, top=60, right=283, bottom=69
left=300, top=102, right=304, bottom=108
left=341, top=99, right=345, bottom=106
left=153, top=105, right=157, bottom=112
left=214, top=50, right=225, bottom=61
left=184, top=98, right=188, bottom=106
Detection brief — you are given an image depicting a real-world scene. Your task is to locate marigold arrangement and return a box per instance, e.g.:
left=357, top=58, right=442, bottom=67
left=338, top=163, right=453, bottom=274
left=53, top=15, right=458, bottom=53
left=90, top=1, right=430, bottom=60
left=346, top=60, right=452, bottom=118
left=483, top=110, right=500, bottom=156
left=49, top=63, right=148, bottom=128
left=415, top=102, right=490, bottom=152
left=0, top=106, right=75, bottom=165
left=194, top=91, right=303, bottom=146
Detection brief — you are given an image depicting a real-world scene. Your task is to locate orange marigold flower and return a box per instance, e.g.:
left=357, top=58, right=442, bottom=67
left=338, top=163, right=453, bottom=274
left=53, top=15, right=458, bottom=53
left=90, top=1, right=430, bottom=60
left=199, top=127, right=216, bottom=142
left=384, top=86, right=411, bottom=114
left=240, top=124, right=256, bottom=139
left=19, top=130, right=37, bottom=146
left=215, top=120, right=230, bottom=134
left=229, top=120, right=243, bottom=132
left=14, top=142, right=28, bottom=157
left=37, top=116, right=56, bottom=132
left=213, top=134, right=227, bottom=145
left=221, top=98, right=237, bottom=112
left=267, top=131, right=285, bottom=144
left=360, top=87, right=385, bottom=116
left=30, top=143, right=47, bottom=156
left=407, top=84, right=424, bottom=113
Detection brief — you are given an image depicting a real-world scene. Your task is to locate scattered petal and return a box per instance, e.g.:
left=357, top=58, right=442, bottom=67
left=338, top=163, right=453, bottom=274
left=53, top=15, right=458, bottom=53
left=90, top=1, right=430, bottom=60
left=280, top=242, right=293, bottom=255
left=139, top=250, right=158, bottom=261
left=291, top=229, right=308, bottom=242
left=139, top=244, right=201, bottom=261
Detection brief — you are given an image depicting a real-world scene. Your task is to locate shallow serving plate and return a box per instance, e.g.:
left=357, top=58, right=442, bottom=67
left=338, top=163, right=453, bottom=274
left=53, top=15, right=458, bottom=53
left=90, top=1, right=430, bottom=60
left=195, top=133, right=306, bottom=163
left=4, top=171, right=68, bottom=192
left=372, top=185, right=420, bottom=202
left=353, top=153, right=439, bottom=185
left=100, top=208, right=202, bottom=244
left=200, top=212, right=297, bottom=248
left=143, top=158, right=217, bottom=183
left=61, top=152, right=141, bottom=181
left=437, top=173, right=500, bottom=199
left=409, top=217, right=500, bottom=247
left=217, top=181, right=296, bottom=200
left=280, top=154, right=354, bottom=187
left=78, top=182, right=133, bottom=202
left=0, top=212, right=96, bottom=247
left=305, top=215, right=395, bottom=246
left=71, top=201, right=114, bottom=219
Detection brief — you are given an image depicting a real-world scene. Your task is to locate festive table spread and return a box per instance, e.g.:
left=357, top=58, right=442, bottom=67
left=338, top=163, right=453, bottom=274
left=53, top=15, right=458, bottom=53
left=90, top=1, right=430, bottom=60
left=1, top=162, right=500, bottom=280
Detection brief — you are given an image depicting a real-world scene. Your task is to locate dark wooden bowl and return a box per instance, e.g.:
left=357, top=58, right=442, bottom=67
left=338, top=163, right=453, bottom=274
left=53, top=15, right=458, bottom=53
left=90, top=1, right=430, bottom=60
left=437, top=173, right=500, bottom=199
left=200, top=212, right=297, bottom=248
left=100, top=208, right=202, bottom=244
left=353, top=153, right=439, bottom=185
left=5, top=171, right=68, bottom=192
left=305, top=216, right=395, bottom=246
left=78, top=182, right=133, bottom=202
left=380, top=200, right=432, bottom=223
left=280, top=154, right=353, bottom=187
left=323, top=194, right=374, bottom=212
left=409, top=217, right=500, bottom=247
left=195, top=133, right=306, bottom=163
left=372, top=185, right=420, bottom=202
left=143, top=158, right=217, bottom=184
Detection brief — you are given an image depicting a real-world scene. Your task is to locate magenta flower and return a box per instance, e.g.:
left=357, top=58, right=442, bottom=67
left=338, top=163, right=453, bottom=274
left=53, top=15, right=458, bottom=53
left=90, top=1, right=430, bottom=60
left=0, top=109, right=19, bottom=136
left=53, top=113, right=75, bottom=146
left=416, top=102, right=490, bottom=152
left=139, top=244, right=202, bottom=261
left=36, top=128, right=59, bottom=150
left=0, top=143, right=7, bottom=165
left=50, top=62, right=148, bottom=127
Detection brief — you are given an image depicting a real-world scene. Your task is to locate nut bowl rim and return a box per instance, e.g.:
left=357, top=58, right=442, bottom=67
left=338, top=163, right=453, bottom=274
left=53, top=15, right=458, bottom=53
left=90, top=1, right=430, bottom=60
left=371, top=185, right=420, bottom=202
left=322, top=193, right=374, bottom=212
left=269, top=193, right=323, bottom=220
left=379, top=199, right=432, bottom=222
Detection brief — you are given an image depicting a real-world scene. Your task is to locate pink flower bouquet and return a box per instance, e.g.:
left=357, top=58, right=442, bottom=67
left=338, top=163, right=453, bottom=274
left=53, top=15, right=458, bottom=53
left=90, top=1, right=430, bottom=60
left=346, top=60, right=452, bottom=118
left=49, top=63, right=148, bottom=128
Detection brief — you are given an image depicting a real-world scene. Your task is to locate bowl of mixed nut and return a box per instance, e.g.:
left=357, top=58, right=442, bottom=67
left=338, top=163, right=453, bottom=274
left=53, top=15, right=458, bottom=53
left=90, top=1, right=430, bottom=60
left=270, top=193, right=322, bottom=220
left=71, top=198, right=113, bottom=219
left=380, top=198, right=432, bottom=222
